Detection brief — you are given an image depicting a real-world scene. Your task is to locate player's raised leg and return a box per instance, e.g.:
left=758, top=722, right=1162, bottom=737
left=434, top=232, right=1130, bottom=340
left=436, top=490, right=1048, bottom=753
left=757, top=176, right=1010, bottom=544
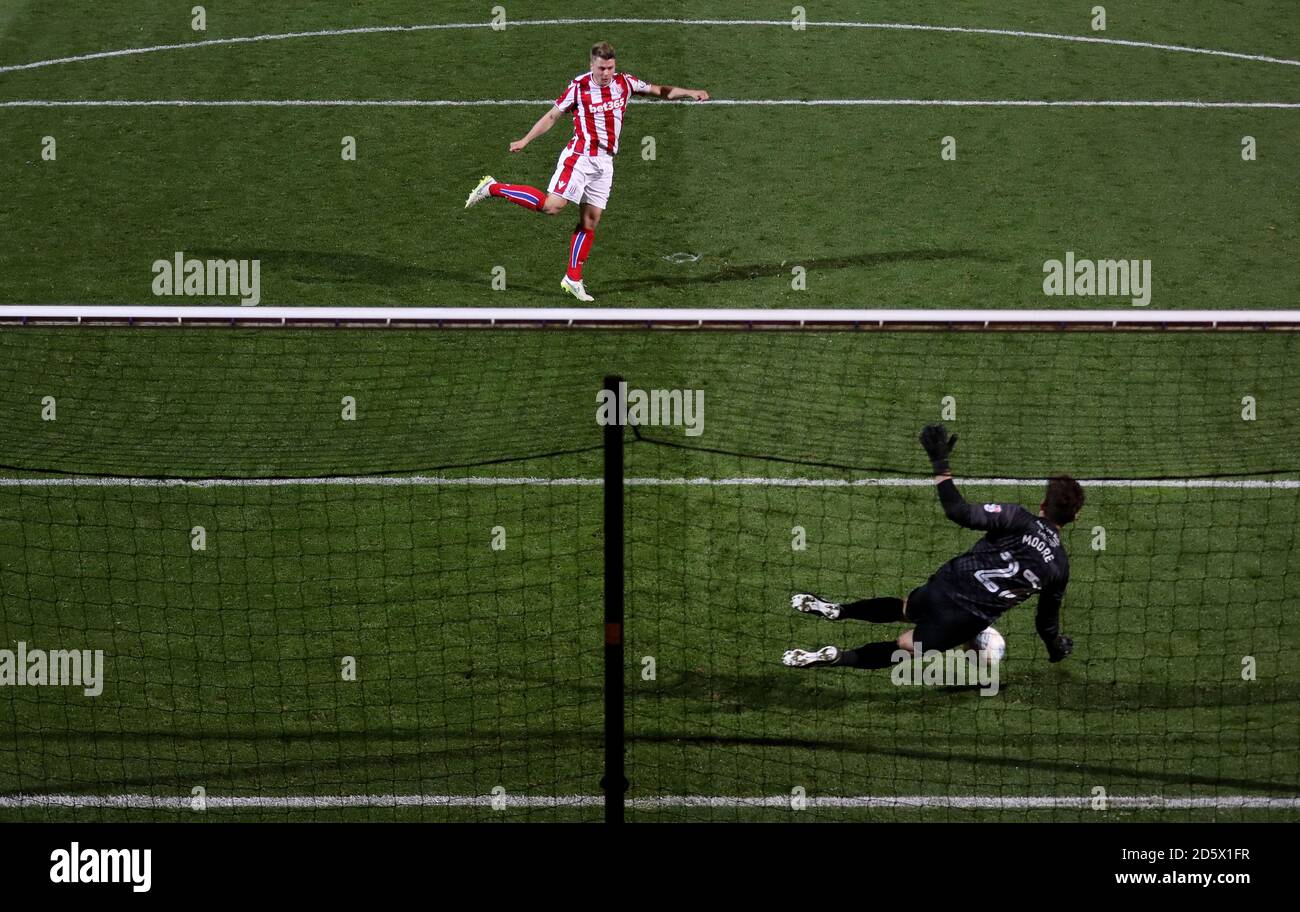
left=490, top=182, right=551, bottom=212
left=466, top=176, right=566, bottom=213
left=464, top=175, right=497, bottom=209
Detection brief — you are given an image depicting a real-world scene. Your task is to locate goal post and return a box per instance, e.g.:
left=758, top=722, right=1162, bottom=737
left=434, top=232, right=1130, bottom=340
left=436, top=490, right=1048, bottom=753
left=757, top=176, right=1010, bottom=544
left=603, top=374, right=625, bottom=825
left=1, top=306, right=1299, bottom=330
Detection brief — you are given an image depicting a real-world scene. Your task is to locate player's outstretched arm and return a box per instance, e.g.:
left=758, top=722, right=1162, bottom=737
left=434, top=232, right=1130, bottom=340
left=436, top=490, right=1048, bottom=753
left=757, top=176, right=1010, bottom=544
left=647, top=84, right=710, bottom=102
left=923, top=424, right=970, bottom=523
left=919, top=424, right=1014, bottom=532
left=1035, top=585, right=1074, bottom=663
left=920, top=423, right=957, bottom=483
left=921, top=423, right=973, bottom=524
left=510, top=106, right=564, bottom=153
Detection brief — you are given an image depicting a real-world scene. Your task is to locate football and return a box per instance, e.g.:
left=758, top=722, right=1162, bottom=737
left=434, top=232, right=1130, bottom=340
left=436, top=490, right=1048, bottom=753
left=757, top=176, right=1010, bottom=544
left=968, top=627, right=1007, bottom=664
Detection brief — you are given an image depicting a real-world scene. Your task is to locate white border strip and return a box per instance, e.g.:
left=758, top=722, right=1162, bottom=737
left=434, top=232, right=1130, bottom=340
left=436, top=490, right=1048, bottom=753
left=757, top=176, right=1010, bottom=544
left=1, top=17, right=1298, bottom=76
left=0, top=476, right=1295, bottom=490
left=2, top=307, right=1299, bottom=327
left=2, top=99, right=1298, bottom=109
left=0, top=793, right=1295, bottom=810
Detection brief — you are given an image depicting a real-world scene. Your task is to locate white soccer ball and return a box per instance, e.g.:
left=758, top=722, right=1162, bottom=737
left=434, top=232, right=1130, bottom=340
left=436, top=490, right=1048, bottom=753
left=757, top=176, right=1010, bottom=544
left=968, top=627, right=1007, bottom=664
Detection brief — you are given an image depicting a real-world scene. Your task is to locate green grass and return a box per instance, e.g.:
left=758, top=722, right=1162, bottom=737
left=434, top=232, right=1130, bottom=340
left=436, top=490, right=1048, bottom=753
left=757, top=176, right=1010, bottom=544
left=0, top=1, right=1297, bottom=307
left=1, top=1, right=1297, bottom=822
left=0, top=327, right=1296, bottom=822
left=0, top=482, right=605, bottom=822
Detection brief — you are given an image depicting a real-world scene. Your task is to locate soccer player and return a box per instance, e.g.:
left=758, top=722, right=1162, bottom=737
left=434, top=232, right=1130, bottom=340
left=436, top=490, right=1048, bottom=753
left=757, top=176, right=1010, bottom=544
left=463, top=41, right=710, bottom=302
left=783, top=424, right=1083, bottom=671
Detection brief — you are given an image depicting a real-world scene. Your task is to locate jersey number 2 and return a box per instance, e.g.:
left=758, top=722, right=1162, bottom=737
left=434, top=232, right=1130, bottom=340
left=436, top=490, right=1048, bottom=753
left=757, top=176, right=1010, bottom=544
left=974, top=551, right=1040, bottom=600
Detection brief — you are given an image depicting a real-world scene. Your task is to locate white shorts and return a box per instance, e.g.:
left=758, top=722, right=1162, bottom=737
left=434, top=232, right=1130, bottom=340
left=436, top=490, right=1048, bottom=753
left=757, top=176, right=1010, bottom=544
left=547, top=150, right=615, bottom=210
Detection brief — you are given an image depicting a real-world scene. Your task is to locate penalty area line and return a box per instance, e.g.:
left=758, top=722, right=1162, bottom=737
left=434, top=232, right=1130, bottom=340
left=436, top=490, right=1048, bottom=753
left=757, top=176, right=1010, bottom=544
left=1, top=98, right=1299, bottom=110
left=0, top=476, right=1296, bottom=489
left=1, top=794, right=1297, bottom=810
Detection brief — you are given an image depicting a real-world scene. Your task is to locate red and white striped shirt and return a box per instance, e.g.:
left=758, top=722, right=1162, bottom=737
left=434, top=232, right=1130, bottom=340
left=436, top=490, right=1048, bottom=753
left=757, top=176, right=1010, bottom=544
left=554, top=71, right=652, bottom=158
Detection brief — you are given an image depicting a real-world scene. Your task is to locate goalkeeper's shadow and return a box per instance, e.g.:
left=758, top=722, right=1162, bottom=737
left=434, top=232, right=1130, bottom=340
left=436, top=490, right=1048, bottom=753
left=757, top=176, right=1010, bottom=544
left=637, top=666, right=932, bottom=714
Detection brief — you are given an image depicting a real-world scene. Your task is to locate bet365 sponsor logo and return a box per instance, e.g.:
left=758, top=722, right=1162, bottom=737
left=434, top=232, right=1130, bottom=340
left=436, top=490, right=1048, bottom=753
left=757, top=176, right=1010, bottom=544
left=588, top=96, right=628, bottom=116
left=1043, top=251, right=1151, bottom=306
left=50, top=843, right=151, bottom=893
left=596, top=381, right=704, bottom=437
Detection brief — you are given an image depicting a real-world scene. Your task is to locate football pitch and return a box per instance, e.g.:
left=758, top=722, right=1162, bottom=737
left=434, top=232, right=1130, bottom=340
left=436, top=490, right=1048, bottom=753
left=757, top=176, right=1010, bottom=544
left=0, top=329, right=1296, bottom=822
left=0, top=0, right=1298, bottom=309
left=0, top=1, right=1298, bottom=824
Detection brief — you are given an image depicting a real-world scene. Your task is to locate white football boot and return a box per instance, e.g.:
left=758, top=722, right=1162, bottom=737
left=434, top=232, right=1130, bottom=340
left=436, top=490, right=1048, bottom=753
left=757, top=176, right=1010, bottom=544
left=791, top=593, right=841, bottom=620
left=464, top=175, right=495, bottom=209
left=561, top=275, right=595, bottom=302
left=782, top=646, right=841, bottom=668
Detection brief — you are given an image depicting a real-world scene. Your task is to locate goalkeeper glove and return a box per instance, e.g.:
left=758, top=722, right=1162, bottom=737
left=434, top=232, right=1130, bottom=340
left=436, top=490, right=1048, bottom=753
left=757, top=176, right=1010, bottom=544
left=919, top=424, right=958, bottom=476
left=1047, top=634, right=1074, bottom=663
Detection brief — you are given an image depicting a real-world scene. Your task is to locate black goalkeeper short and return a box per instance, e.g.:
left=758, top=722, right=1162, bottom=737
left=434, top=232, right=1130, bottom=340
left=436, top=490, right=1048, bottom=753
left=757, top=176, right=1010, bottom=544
left=904, top=581, right=990, bottom=652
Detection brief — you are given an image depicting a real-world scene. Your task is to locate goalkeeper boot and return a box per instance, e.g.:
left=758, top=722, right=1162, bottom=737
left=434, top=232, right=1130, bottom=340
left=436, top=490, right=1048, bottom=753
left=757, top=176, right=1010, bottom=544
left=464, top=175, right=496, bottom=209
left=561, top=275, right=595, bottom=302
left=791, top=593, right=841, bottom=620
left=782, top=646, right=841, bottom=668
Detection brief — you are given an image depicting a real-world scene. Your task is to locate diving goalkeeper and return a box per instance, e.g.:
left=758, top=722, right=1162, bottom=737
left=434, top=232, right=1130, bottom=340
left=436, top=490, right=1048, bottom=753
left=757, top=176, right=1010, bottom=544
left=783, top=424, right=1083, bottom=670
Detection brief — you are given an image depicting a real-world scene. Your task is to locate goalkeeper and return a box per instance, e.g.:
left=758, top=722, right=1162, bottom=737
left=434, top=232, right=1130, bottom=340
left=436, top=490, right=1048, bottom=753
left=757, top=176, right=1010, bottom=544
left=783, top=424, right=1083, bottom=670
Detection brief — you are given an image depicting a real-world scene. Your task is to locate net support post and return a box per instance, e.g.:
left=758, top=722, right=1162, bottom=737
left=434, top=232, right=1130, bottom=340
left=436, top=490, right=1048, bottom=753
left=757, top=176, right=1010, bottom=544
left=602, top=374, right=626, bottom=823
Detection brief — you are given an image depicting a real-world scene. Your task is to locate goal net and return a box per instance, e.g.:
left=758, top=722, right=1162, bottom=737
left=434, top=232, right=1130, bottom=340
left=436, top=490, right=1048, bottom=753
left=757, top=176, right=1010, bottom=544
left=0, top=309, right=1296, bottom=821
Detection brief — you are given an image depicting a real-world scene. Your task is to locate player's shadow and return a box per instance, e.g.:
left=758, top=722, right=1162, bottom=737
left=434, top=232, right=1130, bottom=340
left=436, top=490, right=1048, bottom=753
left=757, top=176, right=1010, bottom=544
left=660, top=666, right=1300, bottom=714
left=186, top=246, right=995, bottom=297
left=627, top=669, right=1300, bottom=793
left=603, top=248, right=998, bottom=292
left=643, top=667, right=926, bottom=714
left=185, top=248, right=487, bottom=290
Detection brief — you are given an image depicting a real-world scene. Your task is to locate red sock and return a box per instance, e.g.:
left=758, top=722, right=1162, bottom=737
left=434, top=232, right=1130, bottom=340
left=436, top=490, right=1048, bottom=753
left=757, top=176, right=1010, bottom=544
left=567, top=228, right=595, bottom=281
left=489, top=182, right=547, bottom=212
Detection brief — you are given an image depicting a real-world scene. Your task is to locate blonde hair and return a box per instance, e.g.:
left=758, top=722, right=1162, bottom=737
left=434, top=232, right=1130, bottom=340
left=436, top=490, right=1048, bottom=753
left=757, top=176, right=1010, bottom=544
left=591, top=41, right=616, bottom=60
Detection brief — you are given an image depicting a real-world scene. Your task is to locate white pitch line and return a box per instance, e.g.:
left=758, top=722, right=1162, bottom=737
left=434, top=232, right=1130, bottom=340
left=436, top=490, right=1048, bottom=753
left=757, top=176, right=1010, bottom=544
left=1, top=793, right=1296, bottom=810
left=1, top=98, right=1298, bottom=110
left=630, top=795, right=1300, bottom=810
left=0, top=476, right=1295, bottom=489
left=1, top=17, right=1298, bottom=77
left=0, top=793, right=599, bottom=810
left=0, top=475, right=603, bottom=489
